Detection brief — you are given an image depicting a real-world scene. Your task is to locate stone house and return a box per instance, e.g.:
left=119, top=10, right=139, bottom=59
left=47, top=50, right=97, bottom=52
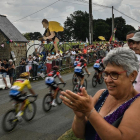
left=0, top=15, right=28, bottom=66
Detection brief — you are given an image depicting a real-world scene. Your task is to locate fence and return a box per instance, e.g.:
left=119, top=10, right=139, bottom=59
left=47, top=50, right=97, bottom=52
left=12, top=52, right=103, bottom=81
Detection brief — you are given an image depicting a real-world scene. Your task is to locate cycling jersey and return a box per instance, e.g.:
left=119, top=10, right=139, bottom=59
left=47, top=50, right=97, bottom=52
left=45, top=70, right=61, bottom=85
left=93, top=59, right=104, bottom=72
left=74, top=62, right=87, bottom=73
left=9, top=79, right=32, bottom=96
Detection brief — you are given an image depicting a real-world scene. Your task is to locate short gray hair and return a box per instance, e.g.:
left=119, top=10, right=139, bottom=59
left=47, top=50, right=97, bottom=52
left=103, top=47, right=139, bottom=76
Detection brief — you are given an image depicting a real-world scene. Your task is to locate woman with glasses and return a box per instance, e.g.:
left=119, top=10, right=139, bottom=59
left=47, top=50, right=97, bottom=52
left=60, top=47, right=140, bottom=140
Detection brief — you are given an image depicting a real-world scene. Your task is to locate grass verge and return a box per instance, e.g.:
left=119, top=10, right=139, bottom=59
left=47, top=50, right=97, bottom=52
left=58, top=129, right=84, bottom=140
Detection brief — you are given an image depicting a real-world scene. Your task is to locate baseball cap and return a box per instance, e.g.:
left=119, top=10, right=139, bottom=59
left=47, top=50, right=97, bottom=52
left=129, top=32, right=140, bottom=42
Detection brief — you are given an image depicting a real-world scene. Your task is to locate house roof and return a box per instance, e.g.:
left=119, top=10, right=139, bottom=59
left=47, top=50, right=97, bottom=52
left=0, top=15, right=28, bottom=42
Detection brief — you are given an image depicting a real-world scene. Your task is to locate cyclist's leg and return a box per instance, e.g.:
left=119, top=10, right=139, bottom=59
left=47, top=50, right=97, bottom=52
left=51, top=82, right=58, bottom=106
left=80, top=76, right=85, bottom=87
left=98, top=71, right=102, bottom=79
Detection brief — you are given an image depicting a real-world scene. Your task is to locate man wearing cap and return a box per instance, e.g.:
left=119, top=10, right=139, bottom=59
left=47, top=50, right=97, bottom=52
left=129, top=31, right=140, bottom=92
left=124, top=31, right=136, bottom=49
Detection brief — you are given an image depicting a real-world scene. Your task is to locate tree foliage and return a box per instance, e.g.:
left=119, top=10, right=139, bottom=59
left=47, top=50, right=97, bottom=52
left=63, top=10, right=136, bottom=41
left=23, top=32, right=42, bottom=40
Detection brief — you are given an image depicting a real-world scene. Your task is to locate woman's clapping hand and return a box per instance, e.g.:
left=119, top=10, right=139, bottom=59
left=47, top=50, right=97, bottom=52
left=60, top=88, right=94, bottom=116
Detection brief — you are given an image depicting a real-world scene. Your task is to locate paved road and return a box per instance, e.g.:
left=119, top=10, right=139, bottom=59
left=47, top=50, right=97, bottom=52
left=0, top=67, right=106, bottom=140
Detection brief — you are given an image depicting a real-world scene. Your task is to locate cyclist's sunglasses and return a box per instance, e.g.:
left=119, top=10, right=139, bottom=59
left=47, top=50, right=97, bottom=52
left=102, top=71, right=127, bottom=80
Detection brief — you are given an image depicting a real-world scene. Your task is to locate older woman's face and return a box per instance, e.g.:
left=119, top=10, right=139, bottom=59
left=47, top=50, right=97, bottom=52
left=104, top=63, right=132, bottom=97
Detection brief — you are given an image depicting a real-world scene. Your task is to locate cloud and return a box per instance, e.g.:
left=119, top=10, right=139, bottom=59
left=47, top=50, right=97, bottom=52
left=0, top=0, right=139, bottom=34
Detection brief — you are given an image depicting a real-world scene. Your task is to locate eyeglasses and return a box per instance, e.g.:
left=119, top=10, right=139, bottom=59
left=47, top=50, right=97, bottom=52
left=102, top=71, right=127, bottom=80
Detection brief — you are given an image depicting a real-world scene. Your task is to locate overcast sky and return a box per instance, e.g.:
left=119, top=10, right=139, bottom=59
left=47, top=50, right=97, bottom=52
left=1, top=0, right=140, bottom=35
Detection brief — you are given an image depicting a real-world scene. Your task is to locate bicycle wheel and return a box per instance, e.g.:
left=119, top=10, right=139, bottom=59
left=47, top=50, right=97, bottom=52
left=2, top=109, right=18, bottom=132
left=73, top=84, right=79, bottom=93
left=98, top=76, right=104, bottom=84
left=56, top=89, right=63, bottom=105
left=92, top=75, right=97, bottom=87
left=72, top=74, right=78, bottom=85
left=42, top=94, right=52, bottom=112
left=23, top=102, right=36, bottom=121
left=83, top=79, right=87, bottom=89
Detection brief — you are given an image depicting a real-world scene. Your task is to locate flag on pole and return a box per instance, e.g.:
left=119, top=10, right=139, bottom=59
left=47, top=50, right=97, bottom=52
left=109, top=36, right=112, bottom=42
left=112, top=36, right=115, bottom=41
left=114, top=28, right=117, bottom=33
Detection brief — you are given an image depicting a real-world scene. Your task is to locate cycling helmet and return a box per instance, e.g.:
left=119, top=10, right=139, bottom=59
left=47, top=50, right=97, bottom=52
left=52, top=66, right=59, bottom=70
left=95, top=60, right=100, bottom=63
left=19, top=72, right=29, bottom=78
left=75, top=57, right=79, bottom=61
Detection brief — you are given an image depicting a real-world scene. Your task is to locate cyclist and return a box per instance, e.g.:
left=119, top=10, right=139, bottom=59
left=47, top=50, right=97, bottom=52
left=45, top=66, right=65, bottom=107
left=93, top=57, right=104, bottom=81
left=73, top=55, right=80, bottom=67
left=74, top=58, right=90, bottom=90
left=9, top=72, right=37, bottom=120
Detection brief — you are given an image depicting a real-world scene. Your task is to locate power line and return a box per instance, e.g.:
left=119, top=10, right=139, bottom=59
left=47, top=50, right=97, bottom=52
left=74, top=0, right=140, bottom=24
left=60, top=0, right=89, bottom=6
left=13, top=0, right=60, bottom=23
left=60, top=0, right=108, bottom=10
left=114, top=8, right=140, bottom=24
left=17, top=16, right=67, bottom=22
left=74, top=0, right=111, bottom=8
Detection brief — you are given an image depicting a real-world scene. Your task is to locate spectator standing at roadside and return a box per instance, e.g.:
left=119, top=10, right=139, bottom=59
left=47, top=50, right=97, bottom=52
left=124, top=31, right=136, bottom=49
left=52, top=52, right=56, bottom=67
left=0, top=59, right=9, bottom=89
left=46, top=53, right=53, bottom=73
left=8, top=59, right=15, bottom=85
left=83, top=46, right=87, bottom=59
left=32, top=55, right=39, bottom=80
left=65, top=49, right=71, bottom=67
left=26, top=55, right=33, bottom=74
left=58, top=50, right=63, bottom=67
left=71, top=48, right=76, bottom=65
left=129, top=31, right=140, bottom=92
left=78, top=48, right=82, bottom=54
left=19, top=58, right=26, bottom=73
left=75, top=48, right=79, bottom=54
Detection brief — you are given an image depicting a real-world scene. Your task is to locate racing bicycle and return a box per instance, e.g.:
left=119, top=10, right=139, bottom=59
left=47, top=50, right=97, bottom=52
left=42, top=82, right=65, bottom=112
left=92, top=71, right=104, bottom=87
left=73, top=73, right=89, bottom=93
left=2, top=93, right=38, bottom=132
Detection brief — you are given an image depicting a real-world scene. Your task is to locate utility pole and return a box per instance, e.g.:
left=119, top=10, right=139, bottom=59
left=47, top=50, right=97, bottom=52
left=89, top=0, right=93, bottom=45
left=112, top=6, right=114, bottom=40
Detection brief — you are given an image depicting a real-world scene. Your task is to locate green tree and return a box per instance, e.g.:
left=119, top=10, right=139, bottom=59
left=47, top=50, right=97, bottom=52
left=23, top=32, right=42, bottom=40
left=64, top=10, right=89, bottom=41
left=63, top=10, right=136, bottom=41
left=93, top=19, right=110, bottom=41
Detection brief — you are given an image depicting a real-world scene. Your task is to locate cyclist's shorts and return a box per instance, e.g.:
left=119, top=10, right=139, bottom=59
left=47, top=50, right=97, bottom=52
left=94, top=67, right=102, bottom=73
left=48, top=81, right=59, bottom=91
left=10, top=94, right=26, bottom=102
left=75, top=72, right=84, bottom=78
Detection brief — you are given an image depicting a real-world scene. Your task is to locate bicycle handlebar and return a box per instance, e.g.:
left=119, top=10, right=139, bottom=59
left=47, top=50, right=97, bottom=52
left=57, top=82, right=66, bottom=87
left=26, top=94, right=38, bottom=102
left=83, top=73, right=90, bottom=78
